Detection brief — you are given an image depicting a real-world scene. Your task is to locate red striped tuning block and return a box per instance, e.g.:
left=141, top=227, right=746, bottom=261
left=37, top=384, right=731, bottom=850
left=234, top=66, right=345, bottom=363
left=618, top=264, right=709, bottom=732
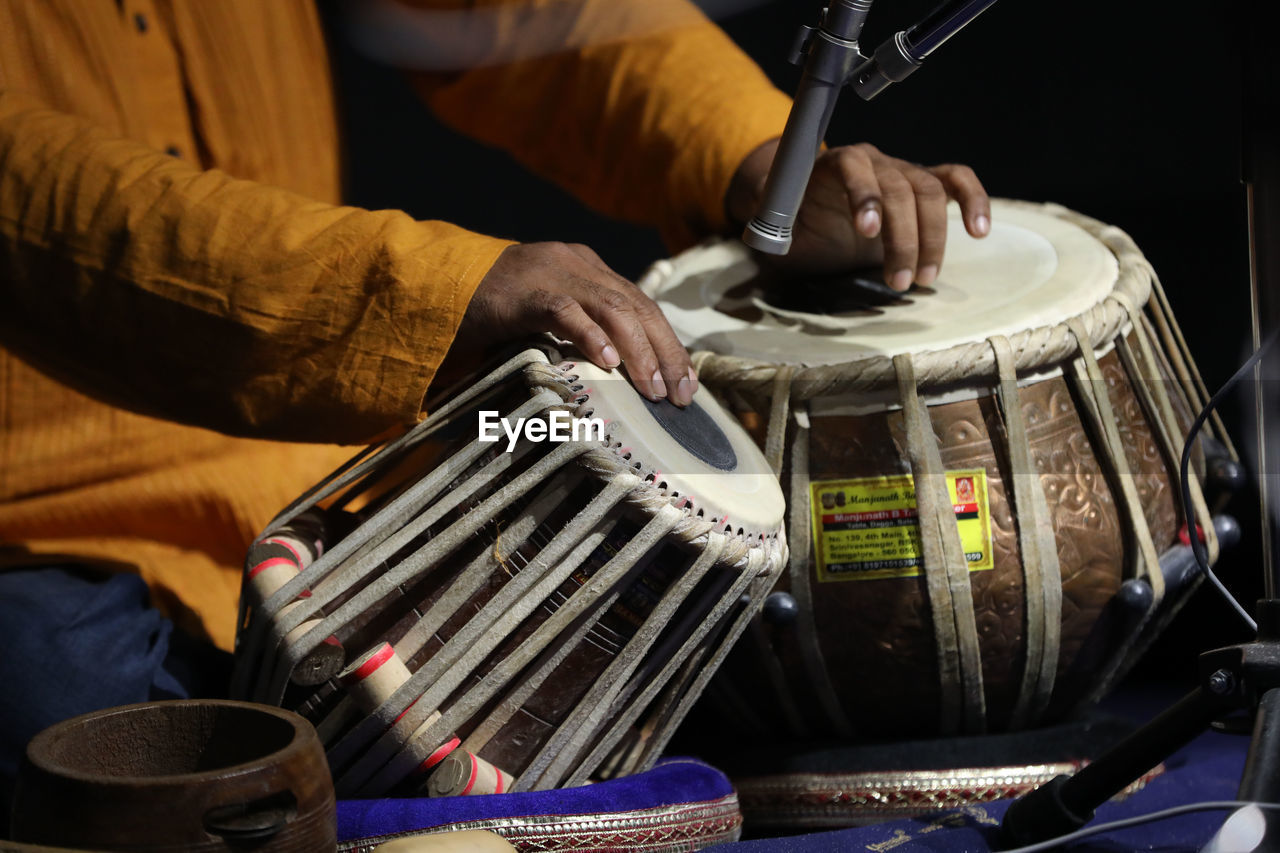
left=245, top=515, right=343, bottom=686
left=339, top=643, right=473, bottom=788
left=340, top=642, right=418, bottom=715
left=426, top=749, right=516, bottom=797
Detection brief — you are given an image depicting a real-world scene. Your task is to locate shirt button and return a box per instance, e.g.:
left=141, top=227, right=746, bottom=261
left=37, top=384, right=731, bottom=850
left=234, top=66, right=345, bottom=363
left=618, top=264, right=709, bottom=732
left=134, top=13, right=148, bottom=33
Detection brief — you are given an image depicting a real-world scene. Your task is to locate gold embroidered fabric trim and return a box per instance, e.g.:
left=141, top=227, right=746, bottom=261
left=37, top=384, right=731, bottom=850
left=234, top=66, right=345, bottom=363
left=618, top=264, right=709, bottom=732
left=734, top=763, right=1163, bottom=830
left=338, top=792, right=743, bottom=852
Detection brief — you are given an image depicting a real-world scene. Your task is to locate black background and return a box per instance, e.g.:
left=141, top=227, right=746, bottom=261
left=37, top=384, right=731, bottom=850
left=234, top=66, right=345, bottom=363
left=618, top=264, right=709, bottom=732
left=325, top=0, right=1261, bottom=677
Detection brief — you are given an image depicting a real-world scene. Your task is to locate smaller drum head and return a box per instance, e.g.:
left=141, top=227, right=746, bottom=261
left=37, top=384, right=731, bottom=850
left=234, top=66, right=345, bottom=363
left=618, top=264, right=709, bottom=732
left=567, top=360, right=785, bottom=538
left=647, top=200, right=1119, bottom=364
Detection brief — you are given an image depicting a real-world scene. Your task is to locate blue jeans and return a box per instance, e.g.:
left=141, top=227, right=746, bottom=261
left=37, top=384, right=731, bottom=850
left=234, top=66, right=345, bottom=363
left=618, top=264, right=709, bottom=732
left=0, top=566, right=231, bottom=834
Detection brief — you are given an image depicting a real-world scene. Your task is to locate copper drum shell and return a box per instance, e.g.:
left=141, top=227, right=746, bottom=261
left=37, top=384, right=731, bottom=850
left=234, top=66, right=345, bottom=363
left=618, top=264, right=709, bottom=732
left=11, top=699, right=336, bottom=852
left=723, top=339, right=1195, bottom=738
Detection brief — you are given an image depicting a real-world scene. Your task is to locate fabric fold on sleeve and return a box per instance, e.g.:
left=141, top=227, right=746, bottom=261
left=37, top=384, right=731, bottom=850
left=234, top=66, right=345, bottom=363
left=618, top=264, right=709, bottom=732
left=0, top=90, right=514, bottom=443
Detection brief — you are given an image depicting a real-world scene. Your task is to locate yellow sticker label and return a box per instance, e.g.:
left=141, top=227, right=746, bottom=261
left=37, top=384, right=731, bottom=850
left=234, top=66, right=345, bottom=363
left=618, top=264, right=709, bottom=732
left=810, top=470, right=993, bottom=582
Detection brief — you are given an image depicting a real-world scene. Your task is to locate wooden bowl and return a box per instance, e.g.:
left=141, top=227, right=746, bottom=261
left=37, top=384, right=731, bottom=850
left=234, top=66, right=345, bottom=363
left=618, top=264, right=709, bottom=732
left=11, top=699, right=335, bottom=852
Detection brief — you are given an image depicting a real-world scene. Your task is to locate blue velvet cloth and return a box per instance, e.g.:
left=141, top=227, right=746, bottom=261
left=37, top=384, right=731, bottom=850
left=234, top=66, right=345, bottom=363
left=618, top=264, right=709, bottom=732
left=1, top=567, right=183, bottom=831
left=339, top=708, right=1254, bottom=852
left=338, top=756, right=736, bottom=840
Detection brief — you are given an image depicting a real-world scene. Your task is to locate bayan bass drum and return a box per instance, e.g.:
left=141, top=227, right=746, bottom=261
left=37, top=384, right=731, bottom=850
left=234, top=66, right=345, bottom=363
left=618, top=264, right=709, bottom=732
left=643, top=200, right=1227, bottom=740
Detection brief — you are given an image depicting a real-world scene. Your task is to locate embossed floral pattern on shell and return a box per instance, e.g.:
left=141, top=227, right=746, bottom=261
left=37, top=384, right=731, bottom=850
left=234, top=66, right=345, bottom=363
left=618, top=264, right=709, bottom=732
left=716, top=343, right=1187, bottom=739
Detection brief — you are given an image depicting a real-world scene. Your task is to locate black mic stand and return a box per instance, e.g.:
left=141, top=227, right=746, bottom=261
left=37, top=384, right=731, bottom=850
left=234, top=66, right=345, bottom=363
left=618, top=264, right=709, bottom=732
left=1000, top=1, right=1280, bottom=846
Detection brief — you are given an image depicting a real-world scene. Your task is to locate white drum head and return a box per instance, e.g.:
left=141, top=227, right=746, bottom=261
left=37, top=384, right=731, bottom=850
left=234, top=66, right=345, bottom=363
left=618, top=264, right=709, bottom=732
left=645, top=200, right=1119, bottom=365
left=567, top=360, right=785, bottom=539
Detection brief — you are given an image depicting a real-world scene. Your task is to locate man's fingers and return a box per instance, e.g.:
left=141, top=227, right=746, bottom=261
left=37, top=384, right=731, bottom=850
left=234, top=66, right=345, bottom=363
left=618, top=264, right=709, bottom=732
left=874, top=167, right=919, bottom=291
left=635, top=297, right=697, bottom=406
left=834, top=145, right=883, bottom=238
left=565, top=244, right=695, bottom=406
left=533, top=287, right=620, bottom=372
left=904, top=169, right=949, bottom=286
left=586, top=286, right=669, bottom=402
left=464, top=242, right=695, bottom=406
left=932, top=163, right=991, bottom=238
left=579, top=282, right=695, bottom=405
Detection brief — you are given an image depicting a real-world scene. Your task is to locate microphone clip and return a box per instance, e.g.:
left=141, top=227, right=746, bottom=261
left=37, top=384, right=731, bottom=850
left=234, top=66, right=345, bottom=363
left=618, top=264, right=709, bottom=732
left=792, top=2, right=873, bottom=89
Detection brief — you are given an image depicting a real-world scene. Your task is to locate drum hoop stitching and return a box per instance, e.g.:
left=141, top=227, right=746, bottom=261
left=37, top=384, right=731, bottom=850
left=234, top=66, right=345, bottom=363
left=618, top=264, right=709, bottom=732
left=531, top=359, right=787, bottom=566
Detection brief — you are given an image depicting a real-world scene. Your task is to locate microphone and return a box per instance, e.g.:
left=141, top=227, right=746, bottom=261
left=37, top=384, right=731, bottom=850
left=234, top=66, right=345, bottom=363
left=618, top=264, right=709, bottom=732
left=743, top=0, right=1002, bottom=255
left=742, top=0, right=873, bottom=255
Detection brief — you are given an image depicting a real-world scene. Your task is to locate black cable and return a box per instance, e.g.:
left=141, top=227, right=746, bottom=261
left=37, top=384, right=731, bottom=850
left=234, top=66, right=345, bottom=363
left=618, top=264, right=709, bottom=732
left=1180, top=334, right=1277, bottom=633
left=1001, top=340, right=1280, bottom=853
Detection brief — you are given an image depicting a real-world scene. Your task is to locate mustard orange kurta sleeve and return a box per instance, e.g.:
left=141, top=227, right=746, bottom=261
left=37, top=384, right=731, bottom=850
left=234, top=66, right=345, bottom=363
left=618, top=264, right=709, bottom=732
left=411, top=0, right=796, bottom=249
left=0, top=89, right=512, bottom=444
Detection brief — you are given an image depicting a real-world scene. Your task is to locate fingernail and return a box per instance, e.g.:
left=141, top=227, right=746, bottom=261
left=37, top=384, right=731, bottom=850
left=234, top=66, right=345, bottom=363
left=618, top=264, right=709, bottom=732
left=601, top=345, right=619, bottom=367
left=677, top=375, right=694, bottom=406
left=975, top=214, right=990, bottom=236
left=890, top=268, right=913, bottom=291
left=687, top=366, right=699, bottom=396
left=917, top=264, right=938, bottom=286
left=650, top=369, right=667, bottom=399
left=857, top=207, right=881, bottom=236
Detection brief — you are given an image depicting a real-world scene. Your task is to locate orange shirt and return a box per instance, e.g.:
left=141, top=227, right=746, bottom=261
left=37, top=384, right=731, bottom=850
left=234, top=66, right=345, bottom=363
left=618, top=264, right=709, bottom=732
left=0, top=0, right=792, bottom=650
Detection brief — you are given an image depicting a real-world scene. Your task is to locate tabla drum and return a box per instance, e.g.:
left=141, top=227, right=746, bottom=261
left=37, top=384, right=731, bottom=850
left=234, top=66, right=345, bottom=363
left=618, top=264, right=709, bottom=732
left=230, top=346, right=787, bottom=798
left=641, top=199, right=1230, bottom=743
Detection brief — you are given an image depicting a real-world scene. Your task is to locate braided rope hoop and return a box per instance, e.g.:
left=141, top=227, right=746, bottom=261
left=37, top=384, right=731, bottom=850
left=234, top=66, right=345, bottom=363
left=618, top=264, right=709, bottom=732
left=687, top=203, right=1156, bottom=401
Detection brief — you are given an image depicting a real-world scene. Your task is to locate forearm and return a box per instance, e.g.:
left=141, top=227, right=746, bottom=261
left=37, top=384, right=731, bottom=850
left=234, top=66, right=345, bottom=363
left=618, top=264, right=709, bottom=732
left=0, top=91, right=511, bottom=443
left=411, top=0, right=793, bottom=249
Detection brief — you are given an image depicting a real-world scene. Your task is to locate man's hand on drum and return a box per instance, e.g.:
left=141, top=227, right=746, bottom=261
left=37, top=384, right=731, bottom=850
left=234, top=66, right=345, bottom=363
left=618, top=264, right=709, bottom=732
left=458, top=241, right=698, bottom=406
left=729, top=140, right=992, bottom=290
